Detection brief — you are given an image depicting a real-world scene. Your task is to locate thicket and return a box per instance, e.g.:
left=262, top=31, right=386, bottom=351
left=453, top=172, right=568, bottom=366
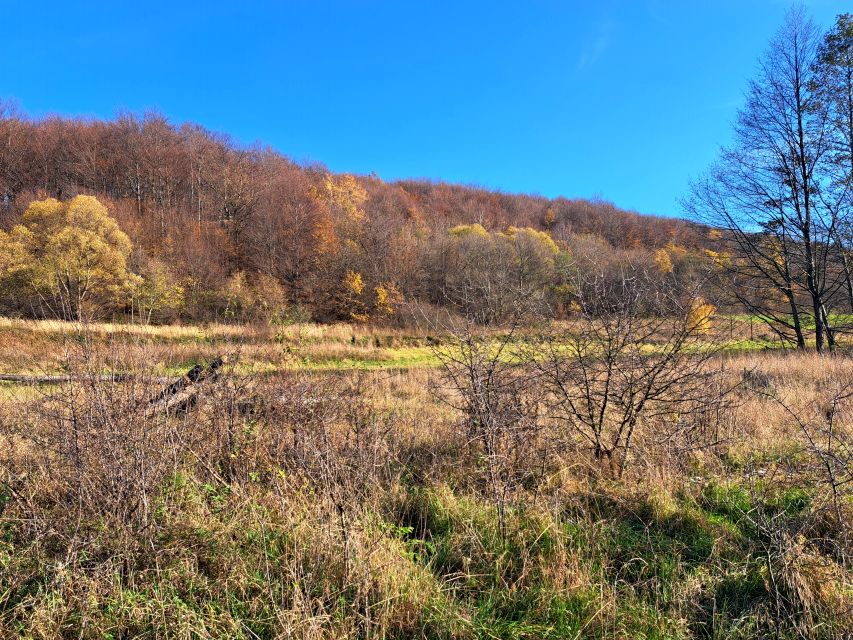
left=0, top=335, right=850, bottom=638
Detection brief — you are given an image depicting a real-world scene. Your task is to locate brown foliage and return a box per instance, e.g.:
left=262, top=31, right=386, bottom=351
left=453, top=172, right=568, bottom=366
left=0, top=109, right=705, bottom=323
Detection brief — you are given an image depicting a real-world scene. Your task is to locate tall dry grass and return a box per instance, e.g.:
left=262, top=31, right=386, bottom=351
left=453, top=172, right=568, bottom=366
left=0, top=333, right=851, bottom=638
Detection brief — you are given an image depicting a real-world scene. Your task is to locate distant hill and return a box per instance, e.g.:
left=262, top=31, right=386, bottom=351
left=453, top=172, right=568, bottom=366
left=0, top=108, right=708, bottom=322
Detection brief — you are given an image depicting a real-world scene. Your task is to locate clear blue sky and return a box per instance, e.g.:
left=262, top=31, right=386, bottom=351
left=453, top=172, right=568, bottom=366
left=2, top=1, right=849, bottom=217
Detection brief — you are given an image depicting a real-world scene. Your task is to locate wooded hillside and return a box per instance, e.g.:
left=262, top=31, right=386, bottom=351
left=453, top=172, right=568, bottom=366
left=0, top=106, right=706, bottom=322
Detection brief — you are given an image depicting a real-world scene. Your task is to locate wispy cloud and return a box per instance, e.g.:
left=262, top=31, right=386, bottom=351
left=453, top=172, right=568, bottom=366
left=577, top=20, right=615, bottom=70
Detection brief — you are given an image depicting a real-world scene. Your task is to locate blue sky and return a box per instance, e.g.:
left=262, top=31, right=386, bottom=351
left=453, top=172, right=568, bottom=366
left=2, top=1, right=849, bottom=217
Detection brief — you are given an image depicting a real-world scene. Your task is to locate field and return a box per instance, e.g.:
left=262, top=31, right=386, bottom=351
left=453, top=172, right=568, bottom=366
left=0, top=318, right=852, bottom=639
left=0, top=315, right=788, bottom=378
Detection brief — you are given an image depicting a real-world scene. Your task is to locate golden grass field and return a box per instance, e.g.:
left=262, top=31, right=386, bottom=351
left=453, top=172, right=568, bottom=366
left=0, top=317, right=851, bottom=638
left=0, top=314, right=793, bottom=378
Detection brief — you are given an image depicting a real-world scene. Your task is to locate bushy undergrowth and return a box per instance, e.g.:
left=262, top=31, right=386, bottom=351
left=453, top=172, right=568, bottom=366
left=4, top=477, right=848, bottom=639
left=0, top=347, right=851, bottom=638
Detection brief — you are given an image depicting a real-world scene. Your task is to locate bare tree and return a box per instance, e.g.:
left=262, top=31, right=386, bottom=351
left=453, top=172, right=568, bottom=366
left=429, top=309, right=546, bottom=536
left=688, top=8, right=849, bottom=352
left=815, top=14, right=853, bottom=313
left=535, top=264, right=725, bottom=478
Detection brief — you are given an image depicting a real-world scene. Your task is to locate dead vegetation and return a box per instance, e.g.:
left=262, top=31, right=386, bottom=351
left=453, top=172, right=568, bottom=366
left=0, top=328, right=851, bottom=638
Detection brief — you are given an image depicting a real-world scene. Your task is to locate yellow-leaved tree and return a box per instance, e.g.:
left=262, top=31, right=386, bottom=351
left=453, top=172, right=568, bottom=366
left=654, top=248, right=674, bottom=274
left=322, top=174, right=368, bottom=224
left=341, top=270, right=369, bottom=322
left=0, top=196, right=140, bottom=320
left=687, top=296, right=716, bottom=334
left=131, top=257, right=185, bottom=324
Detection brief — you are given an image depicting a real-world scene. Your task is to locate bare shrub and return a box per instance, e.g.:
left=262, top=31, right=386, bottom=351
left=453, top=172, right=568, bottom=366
left=765, top=379, right=853, bottom=567
left=535, top=268, right=728, bottom=478
left=1, top=363, right=180, bottom=562
left=431, top=318, right=547, bottom=535
left=731, top=462, right=853, bottom=638
left=258, top=373, right=402, bottom=582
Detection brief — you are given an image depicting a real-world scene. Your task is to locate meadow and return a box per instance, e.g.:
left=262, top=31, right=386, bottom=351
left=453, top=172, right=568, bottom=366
left=0, top=317, right=850, bottom=639
left=0, top=315, right=785, bottom=378
left=3, top=3, right=852, bottom=637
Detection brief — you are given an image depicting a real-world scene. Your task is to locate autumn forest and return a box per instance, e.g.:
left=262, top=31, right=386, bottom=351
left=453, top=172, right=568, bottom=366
left=0, top=103, right=708, bottom=325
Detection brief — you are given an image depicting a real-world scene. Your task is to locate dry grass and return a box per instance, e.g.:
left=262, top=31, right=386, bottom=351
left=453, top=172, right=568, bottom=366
left=0, top=323, right=851, bottom=638
left=0, top=318, right=443, bottom=377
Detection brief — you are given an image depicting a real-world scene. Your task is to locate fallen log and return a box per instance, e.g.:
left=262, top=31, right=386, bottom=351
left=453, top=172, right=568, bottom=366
left=147, top=357, right=225, bottom=415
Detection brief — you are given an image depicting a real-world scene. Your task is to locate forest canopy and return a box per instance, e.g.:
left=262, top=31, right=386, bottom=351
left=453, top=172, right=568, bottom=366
left=0, top=106, right=708, bottom=323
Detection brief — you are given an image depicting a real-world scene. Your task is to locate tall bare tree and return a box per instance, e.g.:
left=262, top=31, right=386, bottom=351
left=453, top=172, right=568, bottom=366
left=688, top=8, right=849, bottom=352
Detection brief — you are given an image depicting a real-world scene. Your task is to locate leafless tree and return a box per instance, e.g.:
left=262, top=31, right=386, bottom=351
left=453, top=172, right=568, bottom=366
left=815, top=13, right=853, bottom=314
left=688, top=8, right=850, bottom=352
left=429, top=307, right=547, bottom=536
left=534, top=264, right=726, bottom=478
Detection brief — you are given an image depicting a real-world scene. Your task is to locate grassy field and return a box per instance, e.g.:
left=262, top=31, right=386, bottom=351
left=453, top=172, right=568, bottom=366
left=0, top=318, right=851, bottom=638
left=0, top=315, right=795, bottom=378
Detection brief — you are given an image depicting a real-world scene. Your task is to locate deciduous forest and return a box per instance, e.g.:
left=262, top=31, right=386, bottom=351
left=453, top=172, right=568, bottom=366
left=0, top=101, right=708, bottom=325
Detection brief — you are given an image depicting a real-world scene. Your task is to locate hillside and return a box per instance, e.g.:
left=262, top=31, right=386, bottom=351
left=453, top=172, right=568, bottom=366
left=0, top=107, right=707, bottom=323
left=2, top=6, right=853, bottom=639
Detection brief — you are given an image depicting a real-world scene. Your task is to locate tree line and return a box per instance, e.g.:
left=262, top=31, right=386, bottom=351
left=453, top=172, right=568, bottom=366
left=0, top=102, right=706, bottom=323
left=6, top=9, right=848, bottom=340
